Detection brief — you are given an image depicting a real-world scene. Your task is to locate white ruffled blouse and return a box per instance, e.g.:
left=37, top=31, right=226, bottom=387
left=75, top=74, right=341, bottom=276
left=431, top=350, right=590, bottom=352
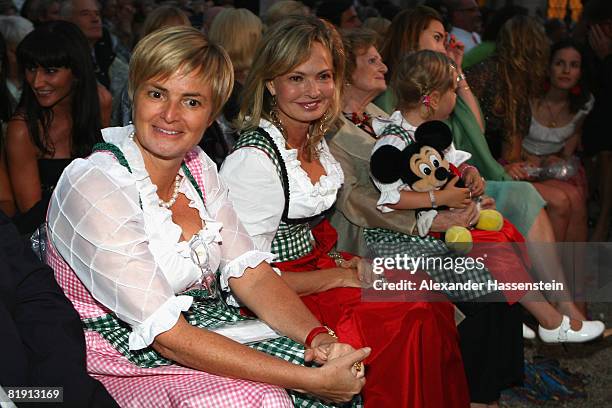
left=48, top=125, right=273, bottom=350
left=371, top=111, right=471, bottom=213
left=220, top=119, right=344, bottom=252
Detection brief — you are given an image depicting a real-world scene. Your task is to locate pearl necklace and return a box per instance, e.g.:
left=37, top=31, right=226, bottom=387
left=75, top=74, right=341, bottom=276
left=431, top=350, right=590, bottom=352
left=159, top=174, right=182, bottom=209
left=128, top=130, right=182, bottom=209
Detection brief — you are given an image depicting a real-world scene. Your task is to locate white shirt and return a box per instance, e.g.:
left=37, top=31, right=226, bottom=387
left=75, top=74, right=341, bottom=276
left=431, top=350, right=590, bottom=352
left=451, top=27, right=481, bottom=53
left=48, top=125, right=272, bottom=350
left=523, top=95, right=594, bottom=156
left=220, top=119, right=344, bottom=251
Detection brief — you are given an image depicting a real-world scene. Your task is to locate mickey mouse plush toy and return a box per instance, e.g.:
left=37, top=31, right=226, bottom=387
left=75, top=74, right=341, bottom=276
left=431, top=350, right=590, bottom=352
left=370, top=120, right=503, bottom=253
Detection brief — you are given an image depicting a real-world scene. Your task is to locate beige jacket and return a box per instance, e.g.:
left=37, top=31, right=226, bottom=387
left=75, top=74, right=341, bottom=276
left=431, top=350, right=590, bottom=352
left=327, top=104, right=417, bottom=256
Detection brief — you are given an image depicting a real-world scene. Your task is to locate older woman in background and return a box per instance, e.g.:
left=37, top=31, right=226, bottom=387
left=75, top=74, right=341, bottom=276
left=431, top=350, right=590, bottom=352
left=328, top=27, right=415, bottom=255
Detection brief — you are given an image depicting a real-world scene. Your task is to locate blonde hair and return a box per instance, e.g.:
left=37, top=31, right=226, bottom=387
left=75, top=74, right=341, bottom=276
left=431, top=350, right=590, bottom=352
left=140, top=5, right=191, bottom=40
left=392, top=50, right=456, bottom=114
left=129, top=26, right=234, bottom=120
left=208, top=8, right=262, bottom=83
left=496, top=16, right=548, bottom=142
left=239, top=15, right=345, bottom=161
left=264, top=0, right=309, bottom=27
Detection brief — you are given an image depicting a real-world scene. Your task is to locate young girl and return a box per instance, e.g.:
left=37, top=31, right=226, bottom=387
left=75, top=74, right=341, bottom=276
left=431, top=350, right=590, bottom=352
left=369, top=50, right=603, bottom=344
left=6, top=21, right=107, bottom=237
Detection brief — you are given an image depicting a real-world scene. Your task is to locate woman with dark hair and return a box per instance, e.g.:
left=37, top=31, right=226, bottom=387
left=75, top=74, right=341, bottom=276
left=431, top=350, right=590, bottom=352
left=522, top=39, right=593, bottom=242
left=6, top=21, right=105, bottom=236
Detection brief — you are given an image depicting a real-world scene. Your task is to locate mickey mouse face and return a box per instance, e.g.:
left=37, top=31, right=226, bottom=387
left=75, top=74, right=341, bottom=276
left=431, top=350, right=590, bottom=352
left=409, top=146, right=450, bottom=192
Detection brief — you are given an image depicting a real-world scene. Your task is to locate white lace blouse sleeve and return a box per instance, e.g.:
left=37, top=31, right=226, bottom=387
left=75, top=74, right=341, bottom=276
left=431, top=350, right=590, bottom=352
left=196, top=152, right=274, bottom=291
left=47, top=153, right=192, bottom=351
left=370, top=134, right=408, bottom=213
left=219, top=147, right=284, bottom=252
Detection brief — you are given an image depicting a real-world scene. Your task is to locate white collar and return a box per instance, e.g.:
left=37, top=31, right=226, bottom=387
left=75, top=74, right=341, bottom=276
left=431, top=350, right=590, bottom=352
left=372, top=111, right=472, bottom=166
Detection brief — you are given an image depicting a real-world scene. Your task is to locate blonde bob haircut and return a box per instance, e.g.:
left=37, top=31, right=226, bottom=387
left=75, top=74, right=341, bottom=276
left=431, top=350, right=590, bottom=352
left=239, top=15, right=345, bottom=160
left=129, top=26, right=234, bottom=121
left=392, top=50, right=456, bottom=114
left=208, top=8, right=263, bottom=83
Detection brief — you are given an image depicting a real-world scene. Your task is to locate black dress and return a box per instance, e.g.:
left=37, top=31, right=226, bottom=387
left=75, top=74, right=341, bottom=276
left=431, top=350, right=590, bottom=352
left=12, top=158, right=72, bottom=235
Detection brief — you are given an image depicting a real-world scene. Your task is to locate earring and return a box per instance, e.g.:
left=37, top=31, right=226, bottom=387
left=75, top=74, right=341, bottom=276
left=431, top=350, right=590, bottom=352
left=318, top=109, right=331, bottom=135
left=269, top=95, right=286, bottom=137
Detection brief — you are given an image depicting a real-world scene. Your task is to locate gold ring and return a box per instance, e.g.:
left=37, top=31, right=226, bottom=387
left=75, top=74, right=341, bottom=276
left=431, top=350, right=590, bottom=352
left=353, top=362, right=363, bottom=372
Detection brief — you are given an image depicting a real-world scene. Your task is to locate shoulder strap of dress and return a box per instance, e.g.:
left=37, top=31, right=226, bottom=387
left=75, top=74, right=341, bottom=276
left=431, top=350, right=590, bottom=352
left=93, top=142, right=132, bottom=173
left=93, top=142, right=204, bottom=205
left=233, top=128, right=320, bottom=225
left=233, top=128, right=291, bottom=222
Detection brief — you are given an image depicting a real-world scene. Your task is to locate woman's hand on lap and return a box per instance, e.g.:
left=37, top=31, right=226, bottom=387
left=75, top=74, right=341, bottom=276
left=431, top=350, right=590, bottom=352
left=307, top=347, right=370, bottom=402
left=339, top=257, right=376, bottom=288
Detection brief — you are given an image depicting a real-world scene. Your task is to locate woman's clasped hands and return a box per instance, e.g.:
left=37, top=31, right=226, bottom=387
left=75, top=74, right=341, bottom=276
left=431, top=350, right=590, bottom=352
left=303, top=338, right=371, bottom=403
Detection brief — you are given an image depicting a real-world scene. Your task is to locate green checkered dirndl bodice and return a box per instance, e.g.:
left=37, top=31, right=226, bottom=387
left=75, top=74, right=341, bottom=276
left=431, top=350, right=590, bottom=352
left=84, top=143, right=360, bottom=408
left=364, top=124, right=495, bottom=301
left=234, top=129, right=316, bottom=262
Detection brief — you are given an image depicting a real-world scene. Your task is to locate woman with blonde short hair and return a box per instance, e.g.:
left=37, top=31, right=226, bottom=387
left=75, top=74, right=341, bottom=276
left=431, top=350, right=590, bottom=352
left=46, top=26, right=368, bottom=407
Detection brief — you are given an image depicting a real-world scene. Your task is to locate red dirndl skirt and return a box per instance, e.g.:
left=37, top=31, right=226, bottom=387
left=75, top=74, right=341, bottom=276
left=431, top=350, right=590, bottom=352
left=274, top=219, right=470, bottom=408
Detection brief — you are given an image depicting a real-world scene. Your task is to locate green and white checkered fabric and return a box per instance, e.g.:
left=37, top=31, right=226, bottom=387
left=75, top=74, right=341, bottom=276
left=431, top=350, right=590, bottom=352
left=234, top=130, right=314, bottom=262
left=271, top=223, right=314, bottom=262
left=364, top=227, right=494, bottom=300
left=84, top=290, right=361, bottom=408
left=378, top=123, right=412, bottom=144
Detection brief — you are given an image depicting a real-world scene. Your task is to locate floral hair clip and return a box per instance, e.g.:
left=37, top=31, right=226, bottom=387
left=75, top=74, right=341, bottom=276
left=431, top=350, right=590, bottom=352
left=421, top=94, right=431, bottom=107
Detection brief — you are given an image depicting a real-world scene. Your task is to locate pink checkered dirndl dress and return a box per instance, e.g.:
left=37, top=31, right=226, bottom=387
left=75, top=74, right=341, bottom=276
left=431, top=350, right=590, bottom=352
left=45, top=148, right=293, bottom=408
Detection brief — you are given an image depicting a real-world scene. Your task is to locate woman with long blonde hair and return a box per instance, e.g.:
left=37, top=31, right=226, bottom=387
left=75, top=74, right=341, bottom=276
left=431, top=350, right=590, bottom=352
left=222, top=15, right=470, bottom=408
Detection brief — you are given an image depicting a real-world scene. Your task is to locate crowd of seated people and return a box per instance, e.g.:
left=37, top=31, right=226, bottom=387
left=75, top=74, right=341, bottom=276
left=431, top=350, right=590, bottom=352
left=1, top=0, right=611, bottom=407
